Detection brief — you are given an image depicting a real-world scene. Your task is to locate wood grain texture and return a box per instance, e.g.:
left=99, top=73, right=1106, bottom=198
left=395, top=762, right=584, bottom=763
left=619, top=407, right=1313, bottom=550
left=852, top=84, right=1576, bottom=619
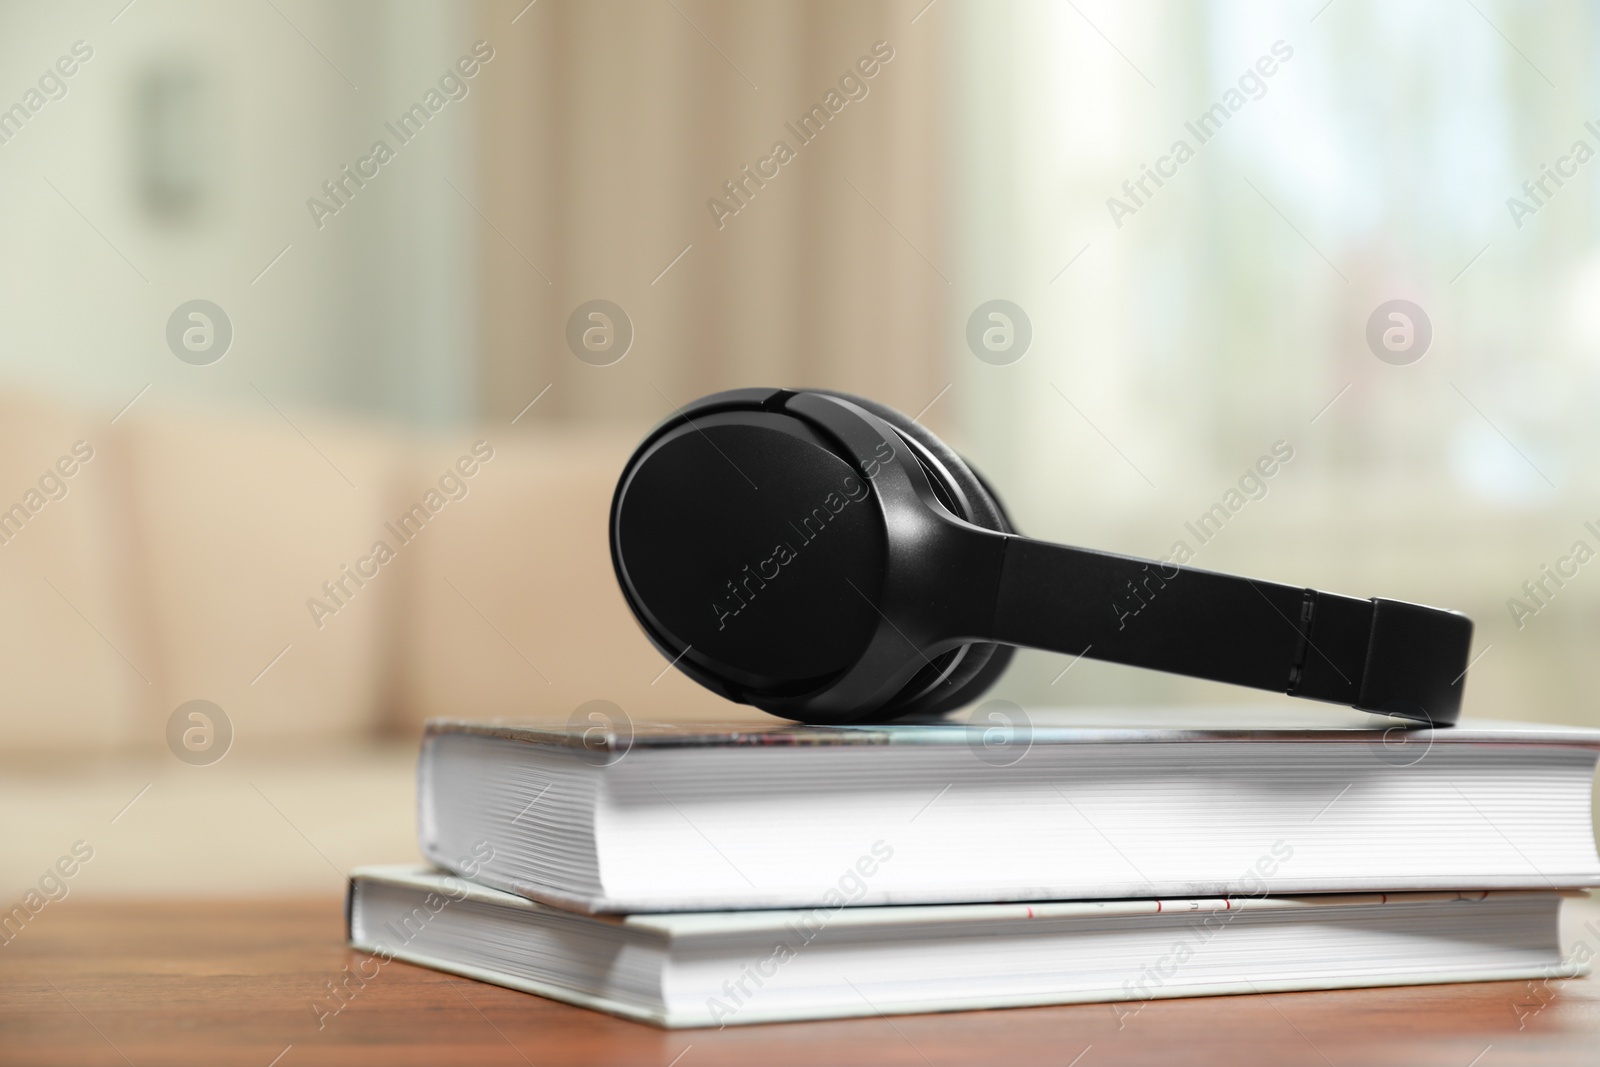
left=2, top=897, right=1597, bottom=1067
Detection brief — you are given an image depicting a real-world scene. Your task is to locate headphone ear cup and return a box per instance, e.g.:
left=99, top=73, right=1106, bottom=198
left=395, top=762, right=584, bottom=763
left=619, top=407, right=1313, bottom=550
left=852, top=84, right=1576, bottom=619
left=810, top=391, right=1015, bottom=719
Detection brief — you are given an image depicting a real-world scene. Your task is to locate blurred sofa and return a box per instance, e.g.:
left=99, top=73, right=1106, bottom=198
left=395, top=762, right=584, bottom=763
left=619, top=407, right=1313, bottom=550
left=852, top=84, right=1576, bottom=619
left=0, top=390, right=769, bottom=759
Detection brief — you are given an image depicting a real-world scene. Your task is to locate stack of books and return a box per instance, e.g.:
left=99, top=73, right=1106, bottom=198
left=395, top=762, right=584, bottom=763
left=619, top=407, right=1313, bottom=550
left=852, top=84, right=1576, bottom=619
left=347, top=709, right=1600, bottom=1027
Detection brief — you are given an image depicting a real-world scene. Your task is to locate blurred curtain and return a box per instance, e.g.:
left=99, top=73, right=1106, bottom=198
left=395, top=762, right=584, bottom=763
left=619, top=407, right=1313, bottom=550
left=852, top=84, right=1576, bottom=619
left=473, top=0, right=953, bottom=426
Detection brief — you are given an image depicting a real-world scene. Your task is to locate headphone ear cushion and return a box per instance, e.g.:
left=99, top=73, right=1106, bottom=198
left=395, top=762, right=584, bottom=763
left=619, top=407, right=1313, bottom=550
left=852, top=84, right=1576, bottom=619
left=815, top=391, right=1010, bottom=535
left=810, top=391, right=1015, bottom=719
left=899, top=459, right=1016, bottom=717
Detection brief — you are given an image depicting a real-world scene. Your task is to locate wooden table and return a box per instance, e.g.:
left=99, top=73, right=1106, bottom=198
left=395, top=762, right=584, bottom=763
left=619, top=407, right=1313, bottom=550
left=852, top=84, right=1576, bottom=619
left=3, top=898, right=1598, bottom=1066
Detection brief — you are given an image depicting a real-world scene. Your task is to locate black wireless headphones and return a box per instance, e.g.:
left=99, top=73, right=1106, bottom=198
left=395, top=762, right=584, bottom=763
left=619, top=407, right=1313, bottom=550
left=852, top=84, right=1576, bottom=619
left=610, top=388, right=1473, bottom=726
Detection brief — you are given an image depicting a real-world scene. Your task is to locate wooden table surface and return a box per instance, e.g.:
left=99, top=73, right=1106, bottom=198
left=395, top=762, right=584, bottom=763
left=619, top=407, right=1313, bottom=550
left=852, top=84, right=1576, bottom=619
left=3, top=897, right=1598, bottom=1067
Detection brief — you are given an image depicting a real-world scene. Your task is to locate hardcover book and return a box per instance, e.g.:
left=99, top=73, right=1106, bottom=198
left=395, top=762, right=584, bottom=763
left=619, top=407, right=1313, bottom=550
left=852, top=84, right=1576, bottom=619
left=416, top=709, right=1600, bottom=913
left=348, top=864, right=1579, bottom=1028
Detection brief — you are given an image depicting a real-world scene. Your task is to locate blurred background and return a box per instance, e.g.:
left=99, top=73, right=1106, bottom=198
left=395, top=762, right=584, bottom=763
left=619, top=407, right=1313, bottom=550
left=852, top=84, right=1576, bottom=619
left=2, top=0, right=1597, bottom=895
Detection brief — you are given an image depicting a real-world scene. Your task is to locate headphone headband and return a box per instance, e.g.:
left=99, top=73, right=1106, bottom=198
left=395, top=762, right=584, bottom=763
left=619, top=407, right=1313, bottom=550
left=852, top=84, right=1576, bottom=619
left=991, top=539, right=1471, bottom=723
